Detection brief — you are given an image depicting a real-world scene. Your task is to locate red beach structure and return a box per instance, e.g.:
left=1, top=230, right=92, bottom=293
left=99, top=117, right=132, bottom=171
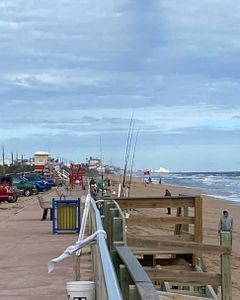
left=69, top=163, right=85, bottom=189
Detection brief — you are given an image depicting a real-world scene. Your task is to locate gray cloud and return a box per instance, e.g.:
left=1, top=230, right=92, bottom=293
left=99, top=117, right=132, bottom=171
left=1, top=0, right=240, bottom=170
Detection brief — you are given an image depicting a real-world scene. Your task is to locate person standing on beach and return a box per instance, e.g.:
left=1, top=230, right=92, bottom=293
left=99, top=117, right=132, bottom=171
left=218, top=210, right=234, bottom=234
left=164, top=189, right=171, bottom=215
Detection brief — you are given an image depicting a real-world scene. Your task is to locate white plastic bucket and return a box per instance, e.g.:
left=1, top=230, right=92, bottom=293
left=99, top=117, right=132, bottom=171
left=66, top=281, right=95, bottom=300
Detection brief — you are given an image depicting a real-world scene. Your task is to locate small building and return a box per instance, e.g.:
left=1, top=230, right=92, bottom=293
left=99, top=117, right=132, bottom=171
left=34, top=151, right=50, bottom=172
left=87, top=156, right=101, bottom=167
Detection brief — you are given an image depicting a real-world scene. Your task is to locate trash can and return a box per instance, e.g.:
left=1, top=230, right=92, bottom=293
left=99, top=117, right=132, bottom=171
left=52, top=199, right=81, bottom=234
left=66, top=281, right=95, bottom=300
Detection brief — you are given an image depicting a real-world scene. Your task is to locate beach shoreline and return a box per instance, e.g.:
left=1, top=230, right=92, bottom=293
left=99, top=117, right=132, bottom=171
left=135, top=170, right=240, bottom=203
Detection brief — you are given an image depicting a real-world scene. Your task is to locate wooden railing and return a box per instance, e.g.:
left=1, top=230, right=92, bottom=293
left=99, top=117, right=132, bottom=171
left=109, top=195, right=232, bottom=300
left=103, top=199, right=159, bottom=300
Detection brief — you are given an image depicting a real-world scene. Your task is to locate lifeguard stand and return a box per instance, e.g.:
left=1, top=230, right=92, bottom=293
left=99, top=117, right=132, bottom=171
left=34, top=151, right=50, bottom=172
left=69, top=163, right=85, bottom=189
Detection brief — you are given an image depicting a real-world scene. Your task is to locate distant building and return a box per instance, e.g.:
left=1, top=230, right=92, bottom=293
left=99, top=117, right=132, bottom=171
left=87, top=156, right=101, bottom=168
left=154, top=167, right=170, bottom=173
left=34, top=151, right=50, bottom=172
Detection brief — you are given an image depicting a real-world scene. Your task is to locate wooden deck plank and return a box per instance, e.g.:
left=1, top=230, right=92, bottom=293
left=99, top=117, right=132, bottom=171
left=115, top=197, right=195, bottom=209
left=145, top=269, right=221, bottom=286
left=128, top=234, right=194, bottom=242
left=158, top=291, right=214, bottom=299
left=128, top=238, right=231, bottom=255
left=127, top=216, right=195, bottom=226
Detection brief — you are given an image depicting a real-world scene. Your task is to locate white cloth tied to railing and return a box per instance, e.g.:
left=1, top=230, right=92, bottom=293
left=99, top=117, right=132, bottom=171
left=48, top=229, right=107, bottom=273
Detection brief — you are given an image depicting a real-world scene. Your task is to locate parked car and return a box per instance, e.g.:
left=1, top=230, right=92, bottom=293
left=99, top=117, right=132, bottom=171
left=0, top=178, right=18, bottom=203
left=39, top=175, right=55, bottom=188
left=9, top=176, right=38, bottom=197
left=23, top=174, right=51, bottom=192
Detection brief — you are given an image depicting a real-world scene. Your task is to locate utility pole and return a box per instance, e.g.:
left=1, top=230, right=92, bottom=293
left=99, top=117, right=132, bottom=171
left=2, top=145, right=5, bottom=175
left=21, top=154, right=24, bottom=172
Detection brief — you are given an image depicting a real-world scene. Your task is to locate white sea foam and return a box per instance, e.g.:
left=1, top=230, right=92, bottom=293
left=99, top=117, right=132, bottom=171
left=136, top=171, right=240, bottom=203
left=205, top=194, right=240, bottom=203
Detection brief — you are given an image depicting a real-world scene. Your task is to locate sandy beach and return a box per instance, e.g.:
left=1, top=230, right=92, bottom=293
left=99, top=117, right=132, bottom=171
left=116, top=176, right=240, bottom=299
left=1, top=178, right=239, bottom=299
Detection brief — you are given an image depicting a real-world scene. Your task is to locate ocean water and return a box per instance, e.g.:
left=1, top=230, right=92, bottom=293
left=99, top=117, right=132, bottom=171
left=136, top=171, right=240, bottom=203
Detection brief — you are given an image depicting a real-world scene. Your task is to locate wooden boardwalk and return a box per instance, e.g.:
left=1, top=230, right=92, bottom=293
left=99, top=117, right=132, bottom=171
left=0, top=188, right=91, bottom=300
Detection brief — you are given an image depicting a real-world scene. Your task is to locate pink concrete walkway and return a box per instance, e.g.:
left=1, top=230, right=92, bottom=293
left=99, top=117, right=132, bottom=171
left=0, top=191, right=85, bottom=300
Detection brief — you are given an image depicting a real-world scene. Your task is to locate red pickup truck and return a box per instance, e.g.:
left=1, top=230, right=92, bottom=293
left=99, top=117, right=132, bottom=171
left=0, top=182, right=18, bottom=203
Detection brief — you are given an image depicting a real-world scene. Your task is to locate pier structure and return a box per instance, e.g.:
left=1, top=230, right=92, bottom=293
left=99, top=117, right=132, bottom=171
left=78, top=194, right=231, bottom=299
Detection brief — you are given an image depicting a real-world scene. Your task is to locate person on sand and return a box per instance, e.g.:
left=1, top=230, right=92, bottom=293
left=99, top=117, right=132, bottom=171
left=218, top=210, right=234, bottom=234
left=164, top=189, right=171, bottom=215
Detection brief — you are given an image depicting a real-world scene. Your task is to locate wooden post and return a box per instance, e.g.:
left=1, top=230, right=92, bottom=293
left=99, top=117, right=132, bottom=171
left=75, top=255, right=80, bottom=280
left=104, top=201, right=114, bottom=248
left=128, top=285, right=138, bottom=300
left=220, top=231, right=232, bottom=300
left=174, top=207, right=182, bottom=235
left=194, top=196, right=203, bottom=243
left=103, top=200, right=113, bottom=231
left=193, top=196, right=203, bottom=265
left=113, top=217, right=123, bottom=244
left=112, top=241, right=125, bottom=278
left=182, top=207, right=189, bottom=233
left=119, top=264, right=133, bottom=300
left=109, top=208, right=119, bottom=250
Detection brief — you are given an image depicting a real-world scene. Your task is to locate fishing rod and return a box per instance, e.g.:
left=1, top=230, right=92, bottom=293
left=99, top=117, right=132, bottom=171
left=122, top=112, right=135, bottom=190
left=99, top=135, right=104, bottom=196
left=128, top=128, right=139, bottom=197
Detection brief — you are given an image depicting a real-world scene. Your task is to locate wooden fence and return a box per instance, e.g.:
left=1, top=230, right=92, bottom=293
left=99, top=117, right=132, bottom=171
left=111, top=195, right=232, bottom=300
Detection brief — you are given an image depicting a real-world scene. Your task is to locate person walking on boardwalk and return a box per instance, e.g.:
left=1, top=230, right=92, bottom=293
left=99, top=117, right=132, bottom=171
left=89, top=177, right=96, bottom=186
left=164, top=189, right=171, bottom=215
left=218, top=210, right=234, bottom=234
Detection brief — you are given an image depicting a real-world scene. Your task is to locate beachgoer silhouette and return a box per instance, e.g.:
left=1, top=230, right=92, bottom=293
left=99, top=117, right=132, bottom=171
left=218, top=209, right=234, bottom=245
left=218, top=209, right=234, bottom=244
left=89, top=177, right=96, bottom=185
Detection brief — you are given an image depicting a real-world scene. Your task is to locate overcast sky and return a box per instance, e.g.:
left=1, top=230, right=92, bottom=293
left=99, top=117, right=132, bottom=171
left=1, top=0, right=240, bottom=171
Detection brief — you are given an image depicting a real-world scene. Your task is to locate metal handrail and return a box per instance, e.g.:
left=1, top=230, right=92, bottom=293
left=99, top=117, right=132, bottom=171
left=76, top=179, right=122, bottom=299
left=89, top=196, right=123, bottom=300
